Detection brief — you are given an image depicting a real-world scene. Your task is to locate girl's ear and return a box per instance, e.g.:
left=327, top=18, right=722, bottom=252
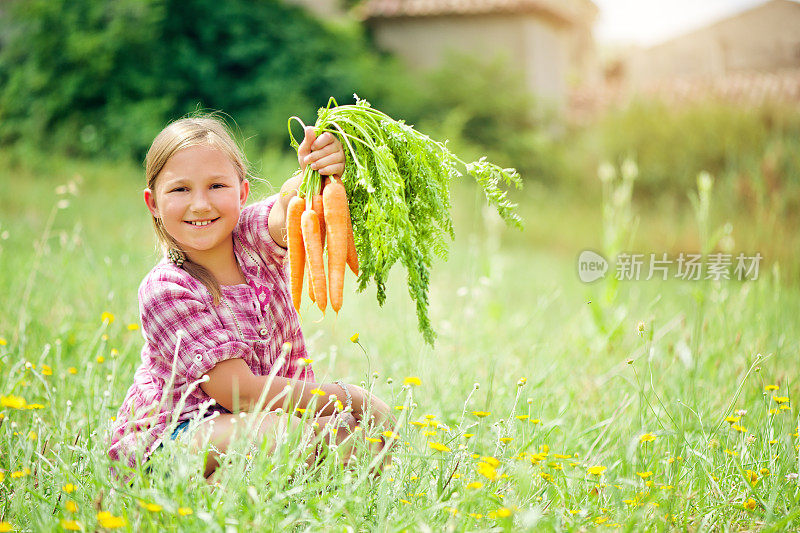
left=240, top=179, right=250, bottom=207
left=144, top=188, right=159, bottom=218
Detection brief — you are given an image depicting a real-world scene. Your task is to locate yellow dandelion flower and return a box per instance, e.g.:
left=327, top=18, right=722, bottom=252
left=530, top=418, right=541, bottom=424
left=725, top=416, right=740, bottom=424
left=731, top=424, right=747, bottom=433
left=366, top=437, right=382, bottom=443
left=96, top=511, right=126, bottom=529
left=481, top=456, right=500, bottom=467
left=764, top=384, right=779, bottom=391
left=403, top=376, right=421, bottom=386
left=724, top=448, right=738, bottom=456
left=463, top=433, right=474, bottom=439
left=773, top=396, right=789, bottom=404
left=477, top=462, right=498, bottom=481
left=743, top=498, right=757, bottom=511
left=0, top=472, right=4, bottom=483
left=466, top=481, right=483, bottom=489
left=549, top=463, right=563, bottom=471
left=26, top=403, right=45, bottom=410
left=382, top=431, right=400, bottom=440
left=177, top=507, right=193, bottom=516
left=780, top=405, right=791, bottom=411
left=469, top=513, right=483, bottom=519
left=394, top=405, right=406, bottom=411
left=423, top=430, right=437, bottom=437
left=101, top=312, right=115, bottom=324
left=494, top=507, right=512, bottom=518
left=127, top=323, right=139, bottom=331
left=302, top=358, right=313, bottom=365
left=636, top=471, right=653, bottom=479
left=540, top=472, right=552, bottom=481
left=639, top=433, right=656, bottom=443
left=0, top=523, right=12, bottom=533
left=595, top=516, right=609, bottom=524
left=295, top=408, right=306, bottom=414
left=310, top=388, right=325, bottom=396
left=499, top=437, right=513, bottom=443
left=623, top=499, right=637, bottom=506
left=0, top=337, right=6, bottom=346
left=349, top=333, right=359, bottom=343
left=515, top=415, right=529, bottom=420
left=745, top=470, right=758, bottom=484
left=428, top=442, right=450, bottom=452
left=587, top=465, right=607, bottom=476
left=65, top=501, right=77, bottom=513
left=1, top=395, right=27, bottom=409
left=137, top=500, right=162, bottom=512
left=471, top=411, right=491, bottom=418
left=553, top=453, right=571, bottom=459
left=41, top=364, right=53, bottom=376
left=760, top=468, right=770, bottom=476
left=399, top=499, right=411, bottom=505
left=568, top=509, right=581, bottom=515
left=68, top=367, right=77, bottom=375
left=59, top=519, right=82, bottom=530
left=96, top=356, right=105, bottom=364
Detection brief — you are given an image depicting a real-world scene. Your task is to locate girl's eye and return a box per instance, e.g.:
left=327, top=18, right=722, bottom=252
left=211, top=183, right=227, bottom=189
left=169, top=187, right=187, bottom=193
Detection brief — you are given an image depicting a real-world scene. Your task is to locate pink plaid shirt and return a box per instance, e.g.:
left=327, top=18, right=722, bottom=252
left=108, top=194, right=314, bottom=469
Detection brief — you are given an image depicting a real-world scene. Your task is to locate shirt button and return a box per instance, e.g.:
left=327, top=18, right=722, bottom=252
left=259, top=327, right=269, bottom=337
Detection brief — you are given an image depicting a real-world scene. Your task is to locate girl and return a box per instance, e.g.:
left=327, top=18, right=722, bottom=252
left=108, top=114, right=393, bottom=478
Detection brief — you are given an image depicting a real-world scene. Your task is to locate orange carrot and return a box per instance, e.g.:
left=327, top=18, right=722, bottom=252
left=286, top=196, right=306, bottom=312
left=301, top=209, right=327, bottom=313
left=323, top=179, right=348, bottom=313
left=307, top=266, right=315, bottom=302
left=312, top=193, right=326, bottom=246
left=344, top=201, right=359, bottom=275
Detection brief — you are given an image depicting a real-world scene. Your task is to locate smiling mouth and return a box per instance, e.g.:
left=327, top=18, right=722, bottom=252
left=185, top=217, right=220, bottom=227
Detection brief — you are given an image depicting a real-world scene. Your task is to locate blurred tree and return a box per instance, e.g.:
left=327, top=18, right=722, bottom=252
left=0, top=0, right=386, bottom=160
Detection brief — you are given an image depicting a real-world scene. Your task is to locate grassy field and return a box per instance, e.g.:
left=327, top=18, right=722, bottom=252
left=0, top=146, right=798, bottom=531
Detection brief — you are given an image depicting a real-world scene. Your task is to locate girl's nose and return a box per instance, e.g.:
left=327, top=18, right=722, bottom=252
left=190, top=191, right=212, bottom=212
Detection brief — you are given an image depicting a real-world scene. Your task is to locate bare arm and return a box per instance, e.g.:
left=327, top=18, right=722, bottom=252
left=199, top=358, right=393, bottom=427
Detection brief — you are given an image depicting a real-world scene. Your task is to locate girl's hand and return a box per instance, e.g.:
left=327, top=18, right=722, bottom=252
left=298, top=126, right=345, bottom=179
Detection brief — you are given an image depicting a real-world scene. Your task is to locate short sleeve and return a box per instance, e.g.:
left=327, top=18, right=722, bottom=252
left=237, top=194, right=288, bottom=267
left=139, top=269, right=255, bottom=382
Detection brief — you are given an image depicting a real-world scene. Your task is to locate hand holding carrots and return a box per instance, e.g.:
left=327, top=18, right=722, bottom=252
left=298, top=126, right=344, bottom=179
left=288, top=127, right=358, bottom=316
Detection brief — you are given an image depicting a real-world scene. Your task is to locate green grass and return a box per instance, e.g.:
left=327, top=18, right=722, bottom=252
left=0, top=147, right=798, bottom=531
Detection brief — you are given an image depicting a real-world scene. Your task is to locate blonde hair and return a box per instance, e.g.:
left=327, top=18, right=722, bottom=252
left=144, top=113, right=251, bottom=305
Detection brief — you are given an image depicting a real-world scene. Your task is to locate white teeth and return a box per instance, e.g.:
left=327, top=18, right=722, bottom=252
left=189, top=220, right=213, bottom=226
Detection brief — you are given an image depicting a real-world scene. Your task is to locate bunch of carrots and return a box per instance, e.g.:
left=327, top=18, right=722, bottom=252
left=286, top=175, right=358, bottom=315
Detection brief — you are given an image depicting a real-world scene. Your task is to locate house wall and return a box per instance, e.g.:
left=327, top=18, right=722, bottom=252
left=628, top=0, right=800, bottom=85
left=369, top=14, right=571, bottom=106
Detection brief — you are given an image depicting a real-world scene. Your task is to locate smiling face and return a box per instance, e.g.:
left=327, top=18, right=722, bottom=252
left=144, top=145, right=249, bottom=265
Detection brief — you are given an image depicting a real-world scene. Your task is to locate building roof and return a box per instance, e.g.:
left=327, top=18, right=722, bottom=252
left=361, top=0, right=597, bottom=25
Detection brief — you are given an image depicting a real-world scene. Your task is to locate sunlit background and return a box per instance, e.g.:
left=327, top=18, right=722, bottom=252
left=1, top=0, right=799, bottom=530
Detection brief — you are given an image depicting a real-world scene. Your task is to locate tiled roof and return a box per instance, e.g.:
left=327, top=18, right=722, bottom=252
left=361, top=0, right=596, bottom=24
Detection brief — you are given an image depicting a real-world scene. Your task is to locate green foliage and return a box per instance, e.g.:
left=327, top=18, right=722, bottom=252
left=586, top=98, right=800, bottom=204
left=290, top=97, right=522, bottom=344
left=0, top=0, right=389, bottom=160
left=403, top=54, right=574, bottom=188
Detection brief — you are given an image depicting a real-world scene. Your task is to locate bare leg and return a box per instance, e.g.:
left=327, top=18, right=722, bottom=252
left=189, top=412, right=302, bottom=478
left=188, top=411, right=360, bottom=479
